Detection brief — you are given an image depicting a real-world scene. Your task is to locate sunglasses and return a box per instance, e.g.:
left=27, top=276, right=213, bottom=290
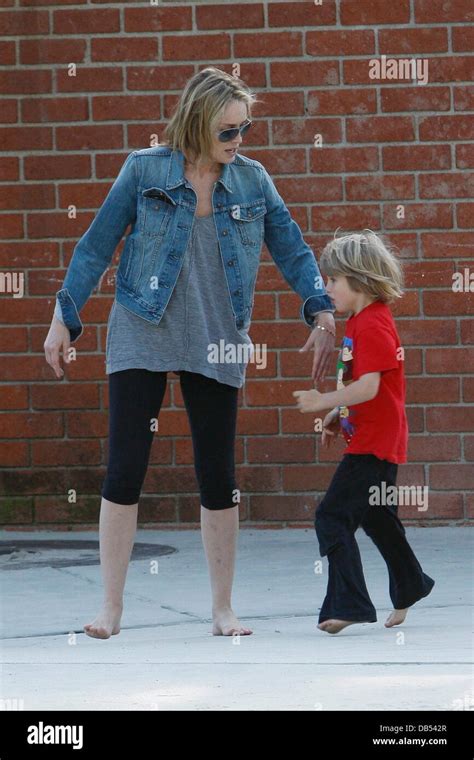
left=217, top=119, right=252, bottom=143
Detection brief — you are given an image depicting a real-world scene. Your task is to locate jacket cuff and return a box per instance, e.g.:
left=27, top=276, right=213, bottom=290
left=55, top=288, right=84, bottom=343
left=300, top=294, right=336, bottom=327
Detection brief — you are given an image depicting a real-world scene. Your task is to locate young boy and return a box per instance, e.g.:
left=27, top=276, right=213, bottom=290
left=293, top=230, right=435, bottom=635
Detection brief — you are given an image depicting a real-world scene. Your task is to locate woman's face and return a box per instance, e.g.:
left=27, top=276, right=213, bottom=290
left=210, top=100, right=249, bottom=165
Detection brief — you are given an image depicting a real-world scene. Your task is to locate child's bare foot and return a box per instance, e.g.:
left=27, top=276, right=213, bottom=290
left=212, top=607, right=252, bottom=636
left=385, top=608, right=408, bottom=627
left=84, top=602, right=122, bottom=639
left=318, top=619, right=368, bottom=634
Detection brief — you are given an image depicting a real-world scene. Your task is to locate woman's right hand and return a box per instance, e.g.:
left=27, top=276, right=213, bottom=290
left=44, top=316, right=71, bottom=379
left=321, top=407, right=340, bottom=449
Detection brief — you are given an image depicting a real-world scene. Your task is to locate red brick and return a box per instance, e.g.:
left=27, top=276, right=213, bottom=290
left=163, top=34, right=230, bottom=61
left=422, top=232, right=474, bottom=258
left=268, top=1, right=337, bottom=27
left=308, top=88, right=376, bottom=115
left=381, top=87, right=450, bottom=113
left=454, top=86, right=474, bottom=112
left=57, top=67, right=123, bottom=93
left=307, top=30, right=375, bottom=56
left=125, top=5, right=192, bottom=32
left=20, top=38, right=85, bottom=65
left=456, top=144, right=474, bottom=169
left=423, top=291, right=474, bottom=316
left=406, top=377, right=460, bottom=403
left=427, top=407, right=474, bottom=432
left=22, top=96, right=88, bottom=123
left=341, top=0, right=410, bottom=24
left=457, top=203, right=474, bottom=228
left=0, top=10, right=49, bottom=35
left=311, top=146, right=379, bottom=173
left=92, top=95, right=161, bottom=121
left=311, top=204, right=380, bottom=232
left=54, top=8, right=119, bottom=34
left=379, top=28, right=448, bottom=54
left=347, top=116, right=414, bottom=143
left=419, top=115, right=474, bottom=142
left=0, top=70, right=51, bottom=94
left=415, top=0, right=474, bottom=23
left=419, top=172, right=474, bottom=199
left=236, top=32, right=302, bottom=58
left=408, top=435, right=461, bottom=462
left=0, top=41, right=15, bottom=65
left=271, top=61, right=339, bottom=87
left=430, top=464, right=474, bottom=490
left=383, top=145, right=451, bottom=171
left=92, top=37, right=158, bottom=62
left=346, top=175, right=415, bottom=201
left=274, top=117, right=342, bottom=144
left=463, top=378, right=474, bottom=403
left=453, top=26, right=474, bottom=52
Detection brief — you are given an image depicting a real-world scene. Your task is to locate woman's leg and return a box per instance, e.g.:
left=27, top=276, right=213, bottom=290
left=83, top=497, right=138, bottom=638
left=84, top=369, right=167, bottom=639
left=200, top=504, right=252, bottom=635
left=179, top=371, right=252, bottom=636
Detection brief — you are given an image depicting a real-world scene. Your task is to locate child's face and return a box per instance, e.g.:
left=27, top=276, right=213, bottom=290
left=324, top=274, right=358, bottom=314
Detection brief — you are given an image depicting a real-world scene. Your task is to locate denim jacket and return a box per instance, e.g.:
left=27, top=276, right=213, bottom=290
left=54, top=146, right=335, bottom=342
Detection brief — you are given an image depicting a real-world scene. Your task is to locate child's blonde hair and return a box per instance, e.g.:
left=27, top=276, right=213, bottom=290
left=319, top=229, right=404, bottom=303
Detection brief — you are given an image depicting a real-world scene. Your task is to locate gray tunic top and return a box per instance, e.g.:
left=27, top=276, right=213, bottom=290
left=56, top=213, right=254, bottom=388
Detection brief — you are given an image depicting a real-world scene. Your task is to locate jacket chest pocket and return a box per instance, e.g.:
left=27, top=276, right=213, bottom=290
left=140, top=187, right=176, bottom=238
left=230, top=200, right=266, bottom=248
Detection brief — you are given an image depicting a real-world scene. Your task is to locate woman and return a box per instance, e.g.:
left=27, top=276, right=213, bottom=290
left=44, top=67, right=336, bottom=639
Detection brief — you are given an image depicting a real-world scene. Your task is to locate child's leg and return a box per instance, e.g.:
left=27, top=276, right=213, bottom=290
left=314, top=453, right=382, bottom=627
left=360, top=460, right=435, bottom=623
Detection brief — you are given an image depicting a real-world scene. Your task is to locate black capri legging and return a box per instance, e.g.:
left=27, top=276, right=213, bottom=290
left=101, top=369, right=239, bottom=510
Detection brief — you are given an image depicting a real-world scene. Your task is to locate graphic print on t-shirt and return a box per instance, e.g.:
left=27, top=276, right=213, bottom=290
left=336, top=336, right=355, bottom=442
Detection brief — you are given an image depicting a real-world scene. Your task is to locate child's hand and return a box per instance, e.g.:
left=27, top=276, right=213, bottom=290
left=292, top=388, right=326, bottom=413
left=321, top=408, right=340, bottom=449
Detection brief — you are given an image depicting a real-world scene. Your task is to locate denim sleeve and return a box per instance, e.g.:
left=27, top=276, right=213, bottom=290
left=55, top=150, right=138, bottom=343
left=258, top=162, right=335, bottom=328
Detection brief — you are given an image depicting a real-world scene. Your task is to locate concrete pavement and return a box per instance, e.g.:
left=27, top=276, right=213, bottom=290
left=1, top=527, right=472, bottom=711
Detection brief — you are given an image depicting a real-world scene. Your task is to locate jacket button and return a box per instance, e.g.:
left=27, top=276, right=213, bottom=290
left=228, top=260, right=234, bottom=266
left=233, top=289, right=241, bottom=296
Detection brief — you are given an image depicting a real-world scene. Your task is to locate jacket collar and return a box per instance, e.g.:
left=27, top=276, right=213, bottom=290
left=166, top=148, right=233, bottom=194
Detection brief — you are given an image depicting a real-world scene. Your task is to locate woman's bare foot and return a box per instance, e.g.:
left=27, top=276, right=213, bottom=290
left=318, top=619, right=368, bottom=634
left=83, top=602, right=123, bottom=639
left=385, top=608, right=408, bottom=627
left=212, top=607, right=252, bottom=636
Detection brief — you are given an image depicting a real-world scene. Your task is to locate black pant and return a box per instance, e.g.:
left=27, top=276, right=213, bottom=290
left=315, top=453, right=435, bottom=623
left=101, top=369, right=239, bottom=509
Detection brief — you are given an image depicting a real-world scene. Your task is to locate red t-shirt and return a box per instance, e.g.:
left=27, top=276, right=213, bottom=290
left=336, top=300, right=408, bottom=464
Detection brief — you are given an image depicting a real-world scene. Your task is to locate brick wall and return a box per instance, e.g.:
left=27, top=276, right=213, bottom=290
left=1, top=0, right=473, bottom=529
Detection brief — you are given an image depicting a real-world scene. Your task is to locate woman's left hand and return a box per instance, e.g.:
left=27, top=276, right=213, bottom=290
left=299, top=312, right=336, bottom=384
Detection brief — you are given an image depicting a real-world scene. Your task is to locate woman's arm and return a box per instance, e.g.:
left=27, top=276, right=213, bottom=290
left=55, top=149, right=139, bottom=343
left=258, top=162, right=335, bottom=326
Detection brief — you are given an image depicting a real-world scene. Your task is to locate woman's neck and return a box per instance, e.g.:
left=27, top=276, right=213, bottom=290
left=184, top=155, right=221, bottom=179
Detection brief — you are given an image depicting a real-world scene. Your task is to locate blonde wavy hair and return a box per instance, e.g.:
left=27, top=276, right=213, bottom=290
left=319, top=229, right=404, bottom=303
left=161, top=67, right=262, bottom=168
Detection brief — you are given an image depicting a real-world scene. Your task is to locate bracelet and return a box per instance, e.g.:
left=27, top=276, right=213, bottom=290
left=314, top=323, right=336, bottom=338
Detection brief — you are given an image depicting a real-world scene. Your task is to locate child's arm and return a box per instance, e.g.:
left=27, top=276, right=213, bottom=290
left=293, top=372, right=381, bottom=413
